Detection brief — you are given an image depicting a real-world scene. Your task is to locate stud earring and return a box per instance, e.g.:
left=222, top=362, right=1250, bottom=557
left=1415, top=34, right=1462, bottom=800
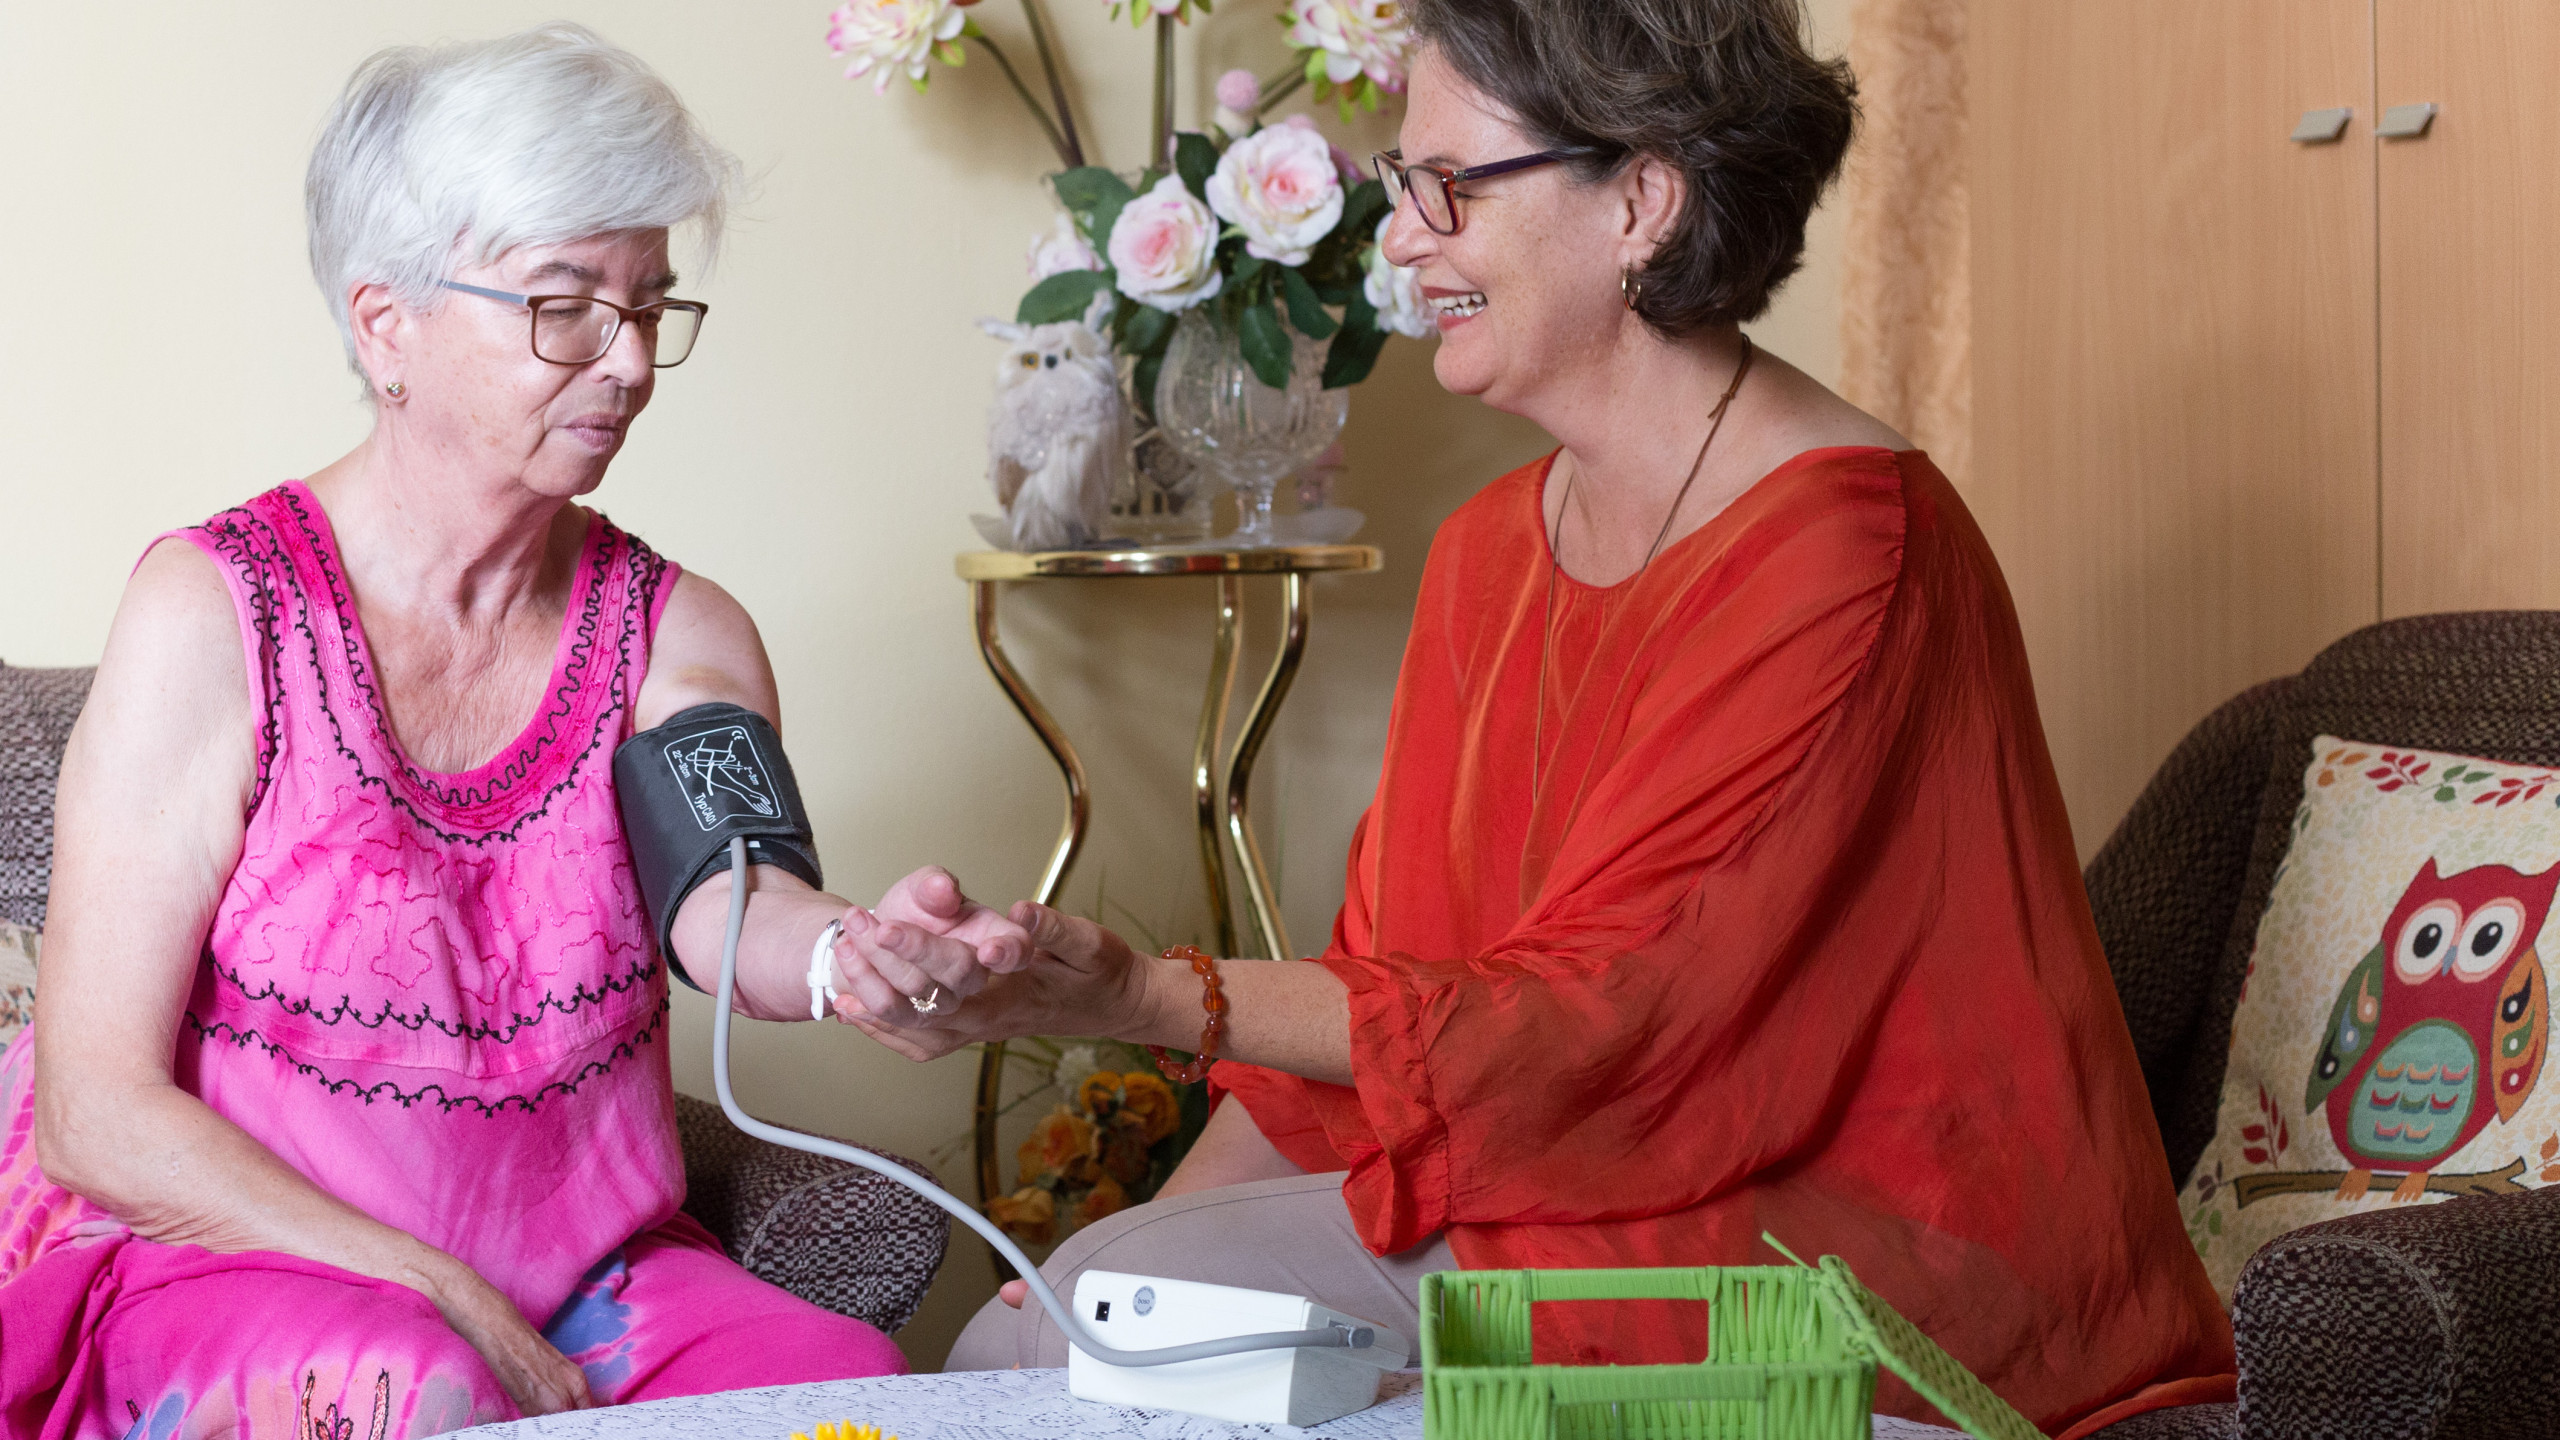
left=1621, top=266, right=1644, bottom=312
left=385, top=381, right=406, bottom=399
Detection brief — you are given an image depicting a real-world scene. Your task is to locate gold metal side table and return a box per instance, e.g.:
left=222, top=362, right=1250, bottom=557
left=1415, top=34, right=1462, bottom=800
left=956, top=543, right=1383, bottom=1225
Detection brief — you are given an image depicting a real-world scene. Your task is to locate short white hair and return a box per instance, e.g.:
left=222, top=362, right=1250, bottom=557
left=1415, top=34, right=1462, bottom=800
left=307, top=22, right=741, bottom=378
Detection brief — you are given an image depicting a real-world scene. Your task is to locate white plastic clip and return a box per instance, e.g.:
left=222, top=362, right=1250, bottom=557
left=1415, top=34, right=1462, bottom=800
left=809, top=919, right=843, bottom=1020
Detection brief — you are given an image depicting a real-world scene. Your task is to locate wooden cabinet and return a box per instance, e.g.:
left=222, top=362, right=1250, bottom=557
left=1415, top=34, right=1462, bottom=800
left=1970, top=0, right=2558, bottom=854
left=2377, top=1, right=2560, bottom=617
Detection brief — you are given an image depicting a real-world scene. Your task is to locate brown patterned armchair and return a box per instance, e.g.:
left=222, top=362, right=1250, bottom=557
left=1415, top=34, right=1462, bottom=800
left=2085, top=614, right=2560, bottom=1440
left=0, top=661, right=947, bottom=1336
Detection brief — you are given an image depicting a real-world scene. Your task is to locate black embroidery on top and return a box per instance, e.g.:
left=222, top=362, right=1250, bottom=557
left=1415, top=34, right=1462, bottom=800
left=185, top=504, right=294, bottom=820
left=181, top=995, right=668, bottom=1117
left=270, top=485, right=670, bottom=847
left=206, top=952, right=659, bottom=1044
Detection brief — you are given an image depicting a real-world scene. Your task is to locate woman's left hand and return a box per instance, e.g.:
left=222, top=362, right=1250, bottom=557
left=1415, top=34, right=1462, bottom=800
left=831, top=895, right=1149, bottom=1061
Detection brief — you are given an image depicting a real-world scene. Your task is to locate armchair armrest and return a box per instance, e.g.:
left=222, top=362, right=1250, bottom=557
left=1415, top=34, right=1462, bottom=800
left=674, top=1093, right=950, bottom=1336
left=2226, top=1182, right=2560, bottom=1438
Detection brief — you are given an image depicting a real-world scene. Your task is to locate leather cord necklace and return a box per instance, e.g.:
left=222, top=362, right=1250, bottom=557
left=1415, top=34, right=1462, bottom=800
left=1532, top=336, right=1755, bottom=801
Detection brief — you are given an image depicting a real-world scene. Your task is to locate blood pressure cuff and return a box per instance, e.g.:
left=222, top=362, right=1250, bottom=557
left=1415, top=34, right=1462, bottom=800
left=613, top=702, right=823, bottom=991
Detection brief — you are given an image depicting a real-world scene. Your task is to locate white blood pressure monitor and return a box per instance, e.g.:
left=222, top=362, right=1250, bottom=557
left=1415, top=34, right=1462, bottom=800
left=1068, top=1271, right=1411, bottom=1426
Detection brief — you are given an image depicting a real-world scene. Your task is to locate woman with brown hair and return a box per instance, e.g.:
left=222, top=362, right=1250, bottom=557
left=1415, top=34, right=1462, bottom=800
left=838, top=0, right=2235, bottom=1429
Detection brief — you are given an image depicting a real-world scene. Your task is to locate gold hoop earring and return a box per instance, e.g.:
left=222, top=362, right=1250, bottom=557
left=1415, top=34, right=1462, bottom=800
left=384, top=381, right=405, bottom=399
left=1621, top=266, right=1644, bottom=312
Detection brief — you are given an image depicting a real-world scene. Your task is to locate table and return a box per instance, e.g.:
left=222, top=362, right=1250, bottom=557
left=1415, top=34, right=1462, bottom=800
left=445, top=1367, right=1974, bottom=1440
left=955, top=545, right=1383, bottom=1218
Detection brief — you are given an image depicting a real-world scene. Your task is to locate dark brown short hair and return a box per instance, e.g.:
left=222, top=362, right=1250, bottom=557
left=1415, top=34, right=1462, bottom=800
left=1406, top=0, right=1856, bottom=333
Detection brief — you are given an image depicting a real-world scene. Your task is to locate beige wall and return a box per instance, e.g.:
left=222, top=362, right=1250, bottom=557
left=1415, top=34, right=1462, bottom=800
left=0, top=0, right=1847, bottom=1370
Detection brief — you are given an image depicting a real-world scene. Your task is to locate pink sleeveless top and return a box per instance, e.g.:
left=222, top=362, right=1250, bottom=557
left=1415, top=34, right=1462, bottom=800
left=0, top=481, right=685, bottom=1323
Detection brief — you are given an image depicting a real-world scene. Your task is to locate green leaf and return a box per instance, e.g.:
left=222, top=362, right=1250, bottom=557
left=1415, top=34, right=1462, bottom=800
left=1322, top=289, right=1389, bottom=388
left=1174, top=132, right=1221, bottom=204
left=1231, top=254, right=1267, bottom=297
left=936, top=39, right=965, bottom=66
left=2435, top=786, right=2458, bottom=802
left=1339, top=178, right=1390, bottom=240
left=1052, top=168, right=1137, bottom=246
left=1238, top=299, right=1292, bottom=389
left=1121, top=304, right=1175, bottom=355
left=1305, top=48, right=1329, bottom=85
left=1279, top=267, right=1340, bottom=339
left=1017, top=269, right=1108, bottom=325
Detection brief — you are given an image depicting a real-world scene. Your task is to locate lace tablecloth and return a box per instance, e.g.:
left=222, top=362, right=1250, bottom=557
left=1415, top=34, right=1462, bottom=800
left=447, top=1367, right=1971, bottom=1439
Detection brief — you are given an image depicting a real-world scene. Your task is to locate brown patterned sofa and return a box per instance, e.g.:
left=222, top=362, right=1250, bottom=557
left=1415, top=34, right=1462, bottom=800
left=2086, top=614, right=2560, bottom=1440
left=0, top=661, right=948, bottom=1336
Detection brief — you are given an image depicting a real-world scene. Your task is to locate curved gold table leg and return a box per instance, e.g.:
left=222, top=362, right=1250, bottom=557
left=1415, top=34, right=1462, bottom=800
left=969, top=579, right=1090, bottom=1274
left=1193, top=575, right=1244, bottom=959
left=1224, top=573, right=1309, bottom=963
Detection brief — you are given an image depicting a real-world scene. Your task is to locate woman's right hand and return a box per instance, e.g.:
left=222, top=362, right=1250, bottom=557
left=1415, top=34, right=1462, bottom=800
left=419, top=1259, right=595, bottom=1416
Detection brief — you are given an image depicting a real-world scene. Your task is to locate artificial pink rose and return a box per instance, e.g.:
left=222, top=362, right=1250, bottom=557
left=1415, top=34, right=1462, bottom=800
left=1207, top=121, right=1347, bottom=267
left=1107, top=174, right=1224, bottom=313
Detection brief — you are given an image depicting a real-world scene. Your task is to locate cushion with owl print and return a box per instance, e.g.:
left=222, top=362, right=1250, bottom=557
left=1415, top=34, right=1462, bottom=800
left=2181, top=736, right=2560, bottom=1299
left=0, top=919, right=35, bottom=1050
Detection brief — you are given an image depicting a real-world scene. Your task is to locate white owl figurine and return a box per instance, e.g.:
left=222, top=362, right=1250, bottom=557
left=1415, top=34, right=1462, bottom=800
left=980, top=318, right=1129, bottom=551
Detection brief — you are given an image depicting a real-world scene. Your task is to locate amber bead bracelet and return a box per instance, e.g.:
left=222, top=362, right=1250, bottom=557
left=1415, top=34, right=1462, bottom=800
left=1147, top=944, right=1227, bottom=1084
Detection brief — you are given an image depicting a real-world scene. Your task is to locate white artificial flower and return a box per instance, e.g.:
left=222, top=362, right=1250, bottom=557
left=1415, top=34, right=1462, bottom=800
left=826, top=0, right=968, bottom=95
left=1027, top=211, right=1103, bottom=280
left=1287, top=0, right=1414, bottom=94
left=1362, top=212, right=1432, bottom=339
left=1206, top=120, right=1346, bottom=268
left=1107, top=174, right=1225, bottom=313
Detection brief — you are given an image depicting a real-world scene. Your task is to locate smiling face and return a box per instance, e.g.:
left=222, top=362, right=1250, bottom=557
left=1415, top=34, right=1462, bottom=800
left=1380, top=47, right=1653, bottom=416
left=357, top=228, right=676, bottom=502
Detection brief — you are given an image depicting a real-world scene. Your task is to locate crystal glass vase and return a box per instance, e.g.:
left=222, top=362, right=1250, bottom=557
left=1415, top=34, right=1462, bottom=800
left=1152, top=307, right=1349, bottom=548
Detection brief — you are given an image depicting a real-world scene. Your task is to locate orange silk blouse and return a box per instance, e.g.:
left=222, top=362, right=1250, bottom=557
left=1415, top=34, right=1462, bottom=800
left=1212, top=448, right=2234, bottom=1434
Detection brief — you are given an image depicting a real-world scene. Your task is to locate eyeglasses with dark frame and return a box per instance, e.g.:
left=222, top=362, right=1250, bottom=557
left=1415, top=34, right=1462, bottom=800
left=438, top=280, right=710, bottom=368
left=1371, top=148, right=1568, bottom=235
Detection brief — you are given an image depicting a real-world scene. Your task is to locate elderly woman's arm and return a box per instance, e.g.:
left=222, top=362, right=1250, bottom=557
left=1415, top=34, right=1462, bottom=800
left=33, top=542, right=593, bottom=1416
left=644, top=574, right=1024, bottom=1017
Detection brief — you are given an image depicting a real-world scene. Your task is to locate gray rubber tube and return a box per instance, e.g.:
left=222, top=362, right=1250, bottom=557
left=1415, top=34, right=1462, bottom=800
left=708, top=837, right=1372, bottom=1366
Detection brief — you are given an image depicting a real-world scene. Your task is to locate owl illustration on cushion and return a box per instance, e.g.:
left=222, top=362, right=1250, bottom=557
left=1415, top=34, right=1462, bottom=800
left=2306, top=857, right=2553, bottom=1201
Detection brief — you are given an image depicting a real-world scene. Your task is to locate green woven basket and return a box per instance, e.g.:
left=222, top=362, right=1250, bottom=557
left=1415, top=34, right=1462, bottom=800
left=1419, top=1239, right=2047, bottom=1440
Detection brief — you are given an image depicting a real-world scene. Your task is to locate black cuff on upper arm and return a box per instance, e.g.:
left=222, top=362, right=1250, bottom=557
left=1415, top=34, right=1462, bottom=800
left=611, top=702, right=823, bottom=992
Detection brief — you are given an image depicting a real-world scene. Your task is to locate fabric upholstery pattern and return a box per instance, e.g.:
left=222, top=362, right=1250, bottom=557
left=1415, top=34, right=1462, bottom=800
left=673, top=1094, right=949, bottom=1336
left=2087, top=1402, right=2233, bottom=1440
left=0, top=922, right=34, bottom=1050
left=2092, top=614, right=2560, bottom=1191
left=2084, top=679, right=2293, bottom=1184
left=0, top=664, right=94, bottom=930
left=2226, top=1186, right=2560, bottom=1439
left=2085, top=612, right=2560, bottom=1438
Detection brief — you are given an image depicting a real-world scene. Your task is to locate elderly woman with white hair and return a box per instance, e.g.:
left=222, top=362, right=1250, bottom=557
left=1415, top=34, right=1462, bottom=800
left=0, top=25, right=914, bottom=1437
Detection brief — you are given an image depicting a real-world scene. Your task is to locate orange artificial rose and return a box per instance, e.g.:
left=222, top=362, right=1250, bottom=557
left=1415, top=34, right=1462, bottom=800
left=1073, top=1174, right=1131, bottom=1230
left=1117, top=1071, right=1181, bottom=1144
left=1018, top=1106, right=1098, bottom=1187
left=1076, top=1071, right=1123, bottom=1120
left=988, top=1186, right=1057, bottom=1246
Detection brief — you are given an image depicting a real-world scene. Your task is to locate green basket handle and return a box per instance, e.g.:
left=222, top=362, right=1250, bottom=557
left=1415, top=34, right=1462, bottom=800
left=1519, top=1269, right=1723, bottom=1303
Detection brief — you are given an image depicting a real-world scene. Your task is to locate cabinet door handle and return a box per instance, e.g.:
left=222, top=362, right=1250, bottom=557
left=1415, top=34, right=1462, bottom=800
left=2378, top=102, right=2438, bottom=139
left=2291, top=107, right=2352, bottom=143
